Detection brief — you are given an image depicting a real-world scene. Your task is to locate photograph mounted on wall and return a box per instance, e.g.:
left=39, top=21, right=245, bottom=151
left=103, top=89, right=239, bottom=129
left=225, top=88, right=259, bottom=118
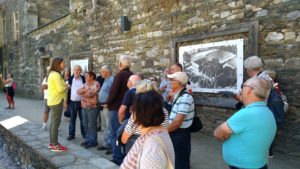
left=179, top=39, right=244, bottom=93
left=70, top=58, right=89, bottom=73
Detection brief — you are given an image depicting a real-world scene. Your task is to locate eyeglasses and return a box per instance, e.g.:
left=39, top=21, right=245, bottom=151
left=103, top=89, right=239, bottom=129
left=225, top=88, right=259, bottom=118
left=242, top=84, right=253, bottom=89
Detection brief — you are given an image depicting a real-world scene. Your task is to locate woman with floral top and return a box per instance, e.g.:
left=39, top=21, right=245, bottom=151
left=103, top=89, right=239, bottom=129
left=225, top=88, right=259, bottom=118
left=77, top=71, right=100, bottom=148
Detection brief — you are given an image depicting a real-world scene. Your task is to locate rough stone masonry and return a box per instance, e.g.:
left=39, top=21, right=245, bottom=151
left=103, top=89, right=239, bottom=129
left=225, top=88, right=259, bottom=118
left=1, top=0, right=300, bottom=156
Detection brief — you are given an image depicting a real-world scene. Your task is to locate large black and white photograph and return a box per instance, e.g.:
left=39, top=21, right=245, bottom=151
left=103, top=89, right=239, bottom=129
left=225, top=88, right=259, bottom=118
left=179, top=39, right=244, bottom=93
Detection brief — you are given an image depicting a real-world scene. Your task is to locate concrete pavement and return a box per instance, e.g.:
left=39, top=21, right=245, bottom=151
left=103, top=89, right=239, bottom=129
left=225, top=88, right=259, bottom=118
left=0, top=92, right=299, bottom=169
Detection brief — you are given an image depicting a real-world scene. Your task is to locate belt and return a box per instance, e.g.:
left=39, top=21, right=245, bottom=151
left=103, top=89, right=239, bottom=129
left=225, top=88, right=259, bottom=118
left=83, top=107, right=98, bottom=110
left=71, top=100, right=81, bottom=102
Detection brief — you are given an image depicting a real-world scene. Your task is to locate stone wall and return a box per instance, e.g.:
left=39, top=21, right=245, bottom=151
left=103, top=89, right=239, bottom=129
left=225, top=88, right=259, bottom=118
left=2, top=0, right=300, bottom=155
left=90, top=0, right=300, bottom=155
left=0, top=110, right=117, bottom=169
left=0, top=0, right=71, bottom=96
left=37, top=0, right=69, bottom=26
left=0, top=124, right=57, bottom=169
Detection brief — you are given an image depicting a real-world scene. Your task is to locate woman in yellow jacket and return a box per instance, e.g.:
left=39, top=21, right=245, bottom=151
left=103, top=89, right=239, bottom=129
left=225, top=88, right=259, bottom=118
left=47, top=57, right=68, bottom=152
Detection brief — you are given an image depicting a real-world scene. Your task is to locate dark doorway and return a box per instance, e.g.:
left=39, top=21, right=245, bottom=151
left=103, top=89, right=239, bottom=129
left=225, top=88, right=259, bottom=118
left=42, top=58, right=50, bottom=78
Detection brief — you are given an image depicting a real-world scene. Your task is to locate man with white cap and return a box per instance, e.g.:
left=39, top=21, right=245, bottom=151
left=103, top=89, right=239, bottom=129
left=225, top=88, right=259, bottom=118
left=167, top=71, right=195, bottom=169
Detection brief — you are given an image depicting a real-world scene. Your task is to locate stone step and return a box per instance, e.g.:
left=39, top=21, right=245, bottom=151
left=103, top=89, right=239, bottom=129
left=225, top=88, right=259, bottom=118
left=0, top=111, right=118, bottom=169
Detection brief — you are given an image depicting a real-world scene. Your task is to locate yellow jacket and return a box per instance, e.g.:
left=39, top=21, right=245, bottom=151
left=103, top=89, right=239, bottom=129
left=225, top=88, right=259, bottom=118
left=47, top=71, right=67, bottom=106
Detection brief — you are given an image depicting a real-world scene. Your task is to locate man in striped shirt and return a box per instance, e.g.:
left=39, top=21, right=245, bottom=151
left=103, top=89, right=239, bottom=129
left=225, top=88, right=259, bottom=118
left=167, top=72, right=195, bottom=169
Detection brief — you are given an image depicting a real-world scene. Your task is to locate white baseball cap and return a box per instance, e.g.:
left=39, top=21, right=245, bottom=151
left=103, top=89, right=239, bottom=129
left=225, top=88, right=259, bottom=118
left=167, top=72, right=189, bottom=84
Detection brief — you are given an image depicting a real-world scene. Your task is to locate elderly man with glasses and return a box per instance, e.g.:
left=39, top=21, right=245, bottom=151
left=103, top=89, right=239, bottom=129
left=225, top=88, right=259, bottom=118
left=167, top=71, right=195, bottom=169
left=214, top=77, right=276, bottom=169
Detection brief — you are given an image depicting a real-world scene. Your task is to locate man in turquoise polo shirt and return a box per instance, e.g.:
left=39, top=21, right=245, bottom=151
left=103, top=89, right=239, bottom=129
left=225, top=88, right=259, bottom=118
left=214, top=77, right=276, bottom=169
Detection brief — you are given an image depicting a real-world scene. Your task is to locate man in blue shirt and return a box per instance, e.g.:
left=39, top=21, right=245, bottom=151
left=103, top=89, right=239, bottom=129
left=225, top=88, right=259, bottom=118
left=214, top=77, right=276, bottom=169
left=97, top=65, right=114, bottom=155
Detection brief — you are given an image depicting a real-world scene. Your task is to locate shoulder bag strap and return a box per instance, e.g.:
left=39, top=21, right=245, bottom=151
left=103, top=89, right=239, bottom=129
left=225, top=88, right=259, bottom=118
left=171, top=88, right=190, bottom=107
left=153, top=135, right=174, bottom=169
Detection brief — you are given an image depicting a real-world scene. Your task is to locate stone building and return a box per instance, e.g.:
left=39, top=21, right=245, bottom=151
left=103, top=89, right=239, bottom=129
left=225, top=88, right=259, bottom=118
left=0, top=0, right=299, bottom=156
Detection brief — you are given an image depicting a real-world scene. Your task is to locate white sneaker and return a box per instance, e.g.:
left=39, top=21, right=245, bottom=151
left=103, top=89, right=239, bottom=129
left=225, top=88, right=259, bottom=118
left=42, top=123, right=47, bottom=130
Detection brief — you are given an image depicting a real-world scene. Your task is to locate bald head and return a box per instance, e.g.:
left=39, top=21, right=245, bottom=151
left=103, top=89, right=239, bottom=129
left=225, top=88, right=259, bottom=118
left=127, top=74, right=141, bottom=88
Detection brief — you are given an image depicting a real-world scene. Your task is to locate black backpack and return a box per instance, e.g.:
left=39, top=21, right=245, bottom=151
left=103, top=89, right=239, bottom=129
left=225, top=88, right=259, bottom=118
left=267, top=88, right=285, bottom=126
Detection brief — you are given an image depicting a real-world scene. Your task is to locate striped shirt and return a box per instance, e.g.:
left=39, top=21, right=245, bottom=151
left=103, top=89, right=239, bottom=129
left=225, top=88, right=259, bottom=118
left=125, top=108, right=169, bottom=135
left=169, top=90, right=194, bottom=128
left=120, top=129, right=175, bottom=169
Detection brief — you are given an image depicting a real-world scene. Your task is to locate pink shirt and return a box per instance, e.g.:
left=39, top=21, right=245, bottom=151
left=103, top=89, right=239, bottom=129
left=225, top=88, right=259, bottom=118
left=79, top=81, right=100, bottom=108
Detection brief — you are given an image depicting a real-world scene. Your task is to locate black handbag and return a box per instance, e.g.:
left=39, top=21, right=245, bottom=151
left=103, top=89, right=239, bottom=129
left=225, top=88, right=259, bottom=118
left=64, top=108, right=70, bottom=118
left=189, top=113, right=203, bottom=132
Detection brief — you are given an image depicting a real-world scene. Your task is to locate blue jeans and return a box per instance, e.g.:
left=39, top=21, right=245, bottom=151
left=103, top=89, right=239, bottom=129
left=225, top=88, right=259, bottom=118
left=82, top=107, right=99, bottom=145
left=110, top=110, right=124, bottom=164
left=170, top=128, right=191, bottom=169
left=69, top=101, right=85, bottom=138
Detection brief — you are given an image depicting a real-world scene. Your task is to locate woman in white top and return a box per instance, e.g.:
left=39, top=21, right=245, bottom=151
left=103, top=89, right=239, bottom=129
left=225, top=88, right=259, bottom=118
left=41, top=76, right=50, bottom=129
left=40, top=66, right=51, bottom=129
left=0, top=73, right=15, bottom=109
left=120, top=91, right=174, bottom=169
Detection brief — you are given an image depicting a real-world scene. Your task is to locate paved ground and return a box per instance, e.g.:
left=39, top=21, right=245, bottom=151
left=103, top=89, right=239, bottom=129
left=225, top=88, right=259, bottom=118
left=0, top=92, right=299, bottom=169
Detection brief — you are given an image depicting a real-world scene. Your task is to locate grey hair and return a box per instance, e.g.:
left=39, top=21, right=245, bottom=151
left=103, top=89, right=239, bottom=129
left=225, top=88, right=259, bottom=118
left=119, top=55, right=131, bottom=68
left=73, top=65, right=82, bottom=71
left=101, top=65, right=112, bottom=73
left=244, top=56, right=263, bottom=71
left=136, top=79, right=159, bottom=93
left=246, top=76, right=270, bottom=99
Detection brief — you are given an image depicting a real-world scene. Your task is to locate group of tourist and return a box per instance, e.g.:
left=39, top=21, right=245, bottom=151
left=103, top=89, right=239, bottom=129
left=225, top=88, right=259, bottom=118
left=39, top=55, right=192, bottom=168
left=36, top=54, right=281, bottom=169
